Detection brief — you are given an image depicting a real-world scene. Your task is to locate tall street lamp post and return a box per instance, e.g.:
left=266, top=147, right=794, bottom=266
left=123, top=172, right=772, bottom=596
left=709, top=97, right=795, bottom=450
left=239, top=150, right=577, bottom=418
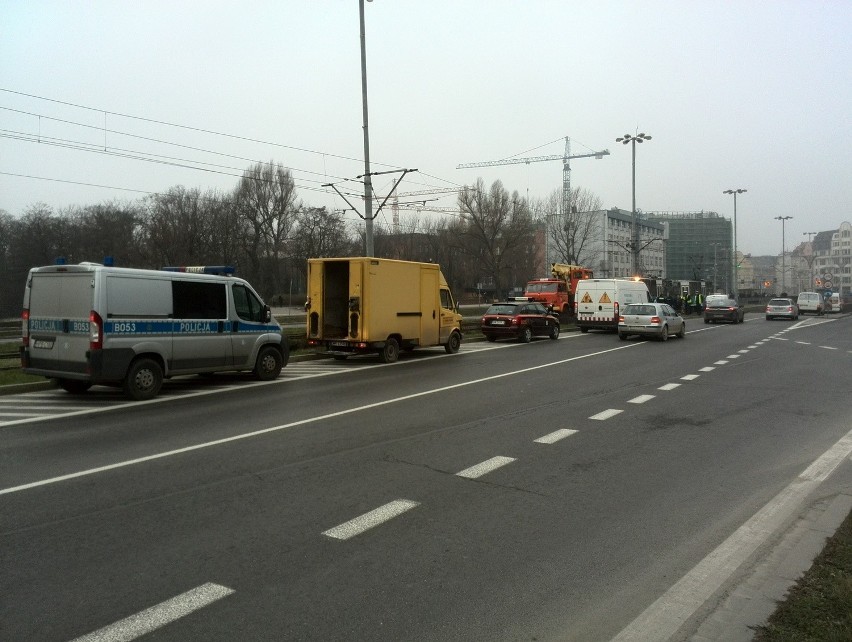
left=616, top=132, right=651, bottom=275
left=775, top=215, right=793, bottom=294
left=723, top=189, right=746, bottom=297
left=359, top=0, right=375, bottom=256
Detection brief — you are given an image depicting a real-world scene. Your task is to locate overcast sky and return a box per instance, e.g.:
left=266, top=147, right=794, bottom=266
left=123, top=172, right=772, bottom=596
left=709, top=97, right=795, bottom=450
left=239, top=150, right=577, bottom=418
left=2, top=0, right=850, bottom=256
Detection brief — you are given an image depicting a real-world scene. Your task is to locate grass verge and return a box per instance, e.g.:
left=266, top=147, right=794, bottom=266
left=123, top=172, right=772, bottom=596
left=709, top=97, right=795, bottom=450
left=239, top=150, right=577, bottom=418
left=753, top=506, right=852, bottom=640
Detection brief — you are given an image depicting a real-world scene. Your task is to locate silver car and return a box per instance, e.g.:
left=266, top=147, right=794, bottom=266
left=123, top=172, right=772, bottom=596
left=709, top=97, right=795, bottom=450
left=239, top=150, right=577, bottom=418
left=765, top=298, right=799, bottom=320
left=618, top=302, right=686, bottom=341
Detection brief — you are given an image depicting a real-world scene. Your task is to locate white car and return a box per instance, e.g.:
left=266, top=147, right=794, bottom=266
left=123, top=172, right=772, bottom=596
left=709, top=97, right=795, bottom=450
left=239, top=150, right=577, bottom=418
left=618, top=302, right=686, bottom=341
left=766, top=298, right=799, bottom=320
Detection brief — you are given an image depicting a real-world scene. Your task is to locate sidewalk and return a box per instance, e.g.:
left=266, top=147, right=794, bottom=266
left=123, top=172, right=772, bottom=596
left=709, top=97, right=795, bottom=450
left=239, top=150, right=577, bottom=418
left=688, top=462, right=852, bottom=640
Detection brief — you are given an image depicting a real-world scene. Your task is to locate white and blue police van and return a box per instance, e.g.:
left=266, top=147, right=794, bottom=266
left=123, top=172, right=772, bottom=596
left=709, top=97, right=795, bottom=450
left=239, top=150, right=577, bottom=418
left=21, top=263, right=287, bottom=400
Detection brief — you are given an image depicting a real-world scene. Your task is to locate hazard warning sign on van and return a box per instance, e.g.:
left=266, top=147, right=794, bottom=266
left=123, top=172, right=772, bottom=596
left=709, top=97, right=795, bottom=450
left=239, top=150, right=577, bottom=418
left=581, top=292, right=593, bottom=303
left=599, top=292, right=612, bottom=304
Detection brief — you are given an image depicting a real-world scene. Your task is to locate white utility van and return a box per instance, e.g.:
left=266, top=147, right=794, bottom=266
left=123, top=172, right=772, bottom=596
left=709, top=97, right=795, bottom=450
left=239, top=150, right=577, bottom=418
left=796, top=292, right=824, bottom=315
left=574, top=278, right=651, bottom=332
left=826, top=292, right=843, bottom=313
left=21, top=264, right=287, bottom=400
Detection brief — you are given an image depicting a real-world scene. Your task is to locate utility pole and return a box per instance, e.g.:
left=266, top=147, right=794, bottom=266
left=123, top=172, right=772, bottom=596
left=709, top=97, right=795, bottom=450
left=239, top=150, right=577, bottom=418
left=616, top=133, right=652, bottom=275
left=723, top=189, right=746, bottom=298
left=359, top=0, right=374, bottom=256
left=775, top=215, right=793, bottom=293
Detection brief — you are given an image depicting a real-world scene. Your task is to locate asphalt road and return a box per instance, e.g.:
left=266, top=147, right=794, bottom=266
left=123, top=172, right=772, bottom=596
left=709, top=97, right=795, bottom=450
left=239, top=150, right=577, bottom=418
left=2, top=313, right=851, bottom=641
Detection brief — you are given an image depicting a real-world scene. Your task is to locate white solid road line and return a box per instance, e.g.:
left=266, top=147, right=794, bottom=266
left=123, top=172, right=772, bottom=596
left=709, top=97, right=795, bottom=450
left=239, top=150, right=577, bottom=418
left=322, top=500, right=420, bottom=540
left=1, top=342, right=641, bottom=495
left=534, top=429, right=578, bottom=444
left=70, top=582, right=234, bottom=642
left=611, top=425, right=852, bottom=642
left=456, top=456, right=516, bottom=479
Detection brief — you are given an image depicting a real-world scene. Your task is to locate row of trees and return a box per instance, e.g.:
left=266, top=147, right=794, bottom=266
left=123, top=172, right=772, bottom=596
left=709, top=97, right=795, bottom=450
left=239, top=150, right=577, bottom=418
left=1, top=162, right=603, bottom=318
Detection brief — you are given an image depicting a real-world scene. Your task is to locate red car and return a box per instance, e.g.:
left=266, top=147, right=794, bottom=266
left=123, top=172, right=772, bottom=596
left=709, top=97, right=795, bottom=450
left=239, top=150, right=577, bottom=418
left=481, top=301, right=560, bottom=343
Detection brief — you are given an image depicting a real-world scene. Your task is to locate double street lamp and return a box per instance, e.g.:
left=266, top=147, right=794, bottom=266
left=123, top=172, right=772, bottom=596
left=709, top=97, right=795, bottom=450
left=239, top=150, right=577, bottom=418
left=616, top=132, right=651, bottom=275
left=723, top=189, right=746, bottom=297
left=775, top=215, right=793, bottom=293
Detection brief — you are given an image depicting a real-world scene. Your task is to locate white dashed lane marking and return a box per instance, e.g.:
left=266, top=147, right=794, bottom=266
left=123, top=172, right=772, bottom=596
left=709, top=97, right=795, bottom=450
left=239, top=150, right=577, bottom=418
left=589, top=409, right=623, bottom=421
left=70, top=582, right=234, bottom=642
left=322, top=500, right=420, bottom=540
left=534, top=429, right=578, bottom=444
left=714, top=360, right=729, bottom=365
left=628, top=395, right=655, bottom=404
left=456, top=456, right=516, bottom=479
left=658, top=383, right=681, bottom=391
left=699, top=367, right=715, bottom=372
left=681, top=374, right=700, bottom=381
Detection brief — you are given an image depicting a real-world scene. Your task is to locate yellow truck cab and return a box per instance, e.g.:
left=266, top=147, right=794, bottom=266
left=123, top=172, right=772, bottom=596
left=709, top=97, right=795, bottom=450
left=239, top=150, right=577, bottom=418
left=305, top=257, right=463, bottom=362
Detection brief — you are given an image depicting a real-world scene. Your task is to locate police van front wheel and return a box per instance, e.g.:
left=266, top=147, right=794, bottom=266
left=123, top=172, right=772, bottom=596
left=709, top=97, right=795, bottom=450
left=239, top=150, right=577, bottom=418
left=254, top=346, right=284, bottom=380
left=123, top=358, right=163, bottom=401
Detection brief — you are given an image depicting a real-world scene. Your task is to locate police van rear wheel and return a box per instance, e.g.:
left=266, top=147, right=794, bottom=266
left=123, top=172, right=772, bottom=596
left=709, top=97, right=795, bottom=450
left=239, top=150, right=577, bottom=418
left=254, top=346, right=283, bottom=380
left=380, top=338, right=400, bottom=363
left=123, top=358, right=163, bottom=401
left=58, top=378, right=92, bottom=395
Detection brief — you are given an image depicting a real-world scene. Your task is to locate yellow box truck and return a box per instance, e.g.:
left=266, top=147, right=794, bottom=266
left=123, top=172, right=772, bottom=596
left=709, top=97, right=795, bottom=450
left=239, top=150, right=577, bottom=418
left=305, top=257, right=463, bottom=362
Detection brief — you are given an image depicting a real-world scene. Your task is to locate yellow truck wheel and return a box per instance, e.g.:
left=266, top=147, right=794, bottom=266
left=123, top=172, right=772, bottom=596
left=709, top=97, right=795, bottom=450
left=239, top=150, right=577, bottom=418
left=380, top=338, right=400, bottom=363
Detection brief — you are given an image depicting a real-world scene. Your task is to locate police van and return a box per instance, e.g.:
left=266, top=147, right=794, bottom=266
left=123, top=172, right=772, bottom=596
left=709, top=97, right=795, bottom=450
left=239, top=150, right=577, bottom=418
left=21, top=263, right=287, bottom=400
left=574, top=278, right=651, bottom=332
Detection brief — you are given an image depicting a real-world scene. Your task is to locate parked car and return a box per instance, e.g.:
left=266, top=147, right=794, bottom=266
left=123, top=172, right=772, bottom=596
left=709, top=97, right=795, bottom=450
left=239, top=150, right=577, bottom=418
left=703, top=294, right=745, bottom=324
left=796, top=292, right=824, bottom=315
left=618, top=302, right=685, bottom=341
left=481, top=301, right=560, bottom=343
left=765, top=298, right=799, bottom=320
left=826, top=292, right=843, bottom=313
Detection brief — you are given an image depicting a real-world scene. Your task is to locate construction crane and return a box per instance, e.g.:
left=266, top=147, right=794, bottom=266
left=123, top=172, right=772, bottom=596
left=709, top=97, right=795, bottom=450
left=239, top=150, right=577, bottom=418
left=456, top=136, right=609, bottom=265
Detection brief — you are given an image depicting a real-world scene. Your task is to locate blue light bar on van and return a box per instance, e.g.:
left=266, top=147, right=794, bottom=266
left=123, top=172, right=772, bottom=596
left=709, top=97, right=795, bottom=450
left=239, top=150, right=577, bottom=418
left=161, top=266, right=236, bottom=275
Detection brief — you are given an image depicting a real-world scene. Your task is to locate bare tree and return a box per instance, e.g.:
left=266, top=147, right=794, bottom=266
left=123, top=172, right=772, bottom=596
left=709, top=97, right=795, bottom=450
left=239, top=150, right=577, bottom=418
left=142, top=187, right=213, bottom=267
left=457, top=178, right=536, bottom=299
left=234, top=161, right=298, bottom=295
left=291, top=206, right=351, bottom=263
left=535, top=186, right=603, bottom=266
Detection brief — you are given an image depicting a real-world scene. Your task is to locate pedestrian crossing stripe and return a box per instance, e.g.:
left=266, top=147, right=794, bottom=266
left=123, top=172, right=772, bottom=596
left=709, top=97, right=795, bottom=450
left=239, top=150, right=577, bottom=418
left=599, top=292, right=612, bottom=303
left=581, top=292, right=593, bottom=303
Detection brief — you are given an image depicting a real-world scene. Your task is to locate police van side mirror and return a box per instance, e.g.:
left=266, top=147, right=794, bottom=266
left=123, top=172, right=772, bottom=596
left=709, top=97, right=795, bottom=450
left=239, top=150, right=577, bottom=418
left=264, top=305, right=272, bottom=323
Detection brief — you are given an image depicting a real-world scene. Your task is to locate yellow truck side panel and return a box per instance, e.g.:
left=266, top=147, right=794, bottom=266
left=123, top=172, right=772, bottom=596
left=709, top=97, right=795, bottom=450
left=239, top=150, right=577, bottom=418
left=306, top=257, right=461, bottom=360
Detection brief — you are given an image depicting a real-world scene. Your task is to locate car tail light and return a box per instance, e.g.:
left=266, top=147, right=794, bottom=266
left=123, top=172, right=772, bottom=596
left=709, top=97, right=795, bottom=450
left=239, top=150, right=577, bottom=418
left=89, top=310, right=103, bottom=350
left=511, top=316, right=520, bottom=326
left=787, top=306, right=793, bottom=312
left=21, top=308, right=29, bottom=347
left=650, top=316, right=661, bottom=324
left=618, top=315, right=625, bottom=322
left=766, top=306, right=771, bottom=312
